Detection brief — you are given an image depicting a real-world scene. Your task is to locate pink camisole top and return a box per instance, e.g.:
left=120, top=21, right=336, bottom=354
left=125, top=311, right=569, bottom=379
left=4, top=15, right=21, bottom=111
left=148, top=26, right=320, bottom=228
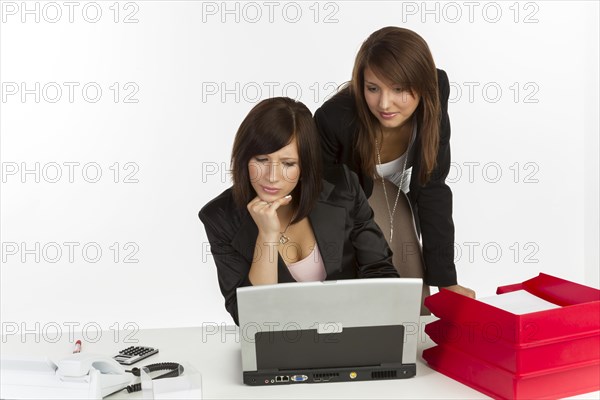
left=286, top=243, right=327, bottom=282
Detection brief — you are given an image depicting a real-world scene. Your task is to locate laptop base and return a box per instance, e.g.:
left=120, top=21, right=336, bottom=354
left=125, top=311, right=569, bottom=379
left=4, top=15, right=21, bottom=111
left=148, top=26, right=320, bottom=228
left=243, top=364, right=416, bottom=386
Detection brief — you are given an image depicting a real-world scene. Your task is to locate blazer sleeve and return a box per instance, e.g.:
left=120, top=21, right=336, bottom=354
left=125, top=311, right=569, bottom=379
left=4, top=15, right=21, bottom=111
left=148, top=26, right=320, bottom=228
left=198, top=208, right=252, bottom=326
left=343, top=167, right=399, bottom=278
left=417, top=69, right=458, bottom=287
left=316, top=96, right=376, bottom=196
left=314, top=104, right=342, bottom=166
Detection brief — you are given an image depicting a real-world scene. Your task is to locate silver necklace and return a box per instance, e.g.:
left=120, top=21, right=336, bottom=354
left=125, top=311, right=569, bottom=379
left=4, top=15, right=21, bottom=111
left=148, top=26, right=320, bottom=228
left=279, top=214, right=294, bottom=245
left=375, top=139, right=408, bottom=241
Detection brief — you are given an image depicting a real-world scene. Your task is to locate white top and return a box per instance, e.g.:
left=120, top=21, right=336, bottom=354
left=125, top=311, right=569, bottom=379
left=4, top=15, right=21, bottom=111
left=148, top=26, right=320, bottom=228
left=375, top=121, right=417, bottom=193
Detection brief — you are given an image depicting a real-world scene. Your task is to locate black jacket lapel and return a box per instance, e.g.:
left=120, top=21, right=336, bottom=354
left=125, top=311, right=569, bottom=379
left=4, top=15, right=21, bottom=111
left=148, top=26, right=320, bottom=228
left=308, top=181, right=346, bottom=277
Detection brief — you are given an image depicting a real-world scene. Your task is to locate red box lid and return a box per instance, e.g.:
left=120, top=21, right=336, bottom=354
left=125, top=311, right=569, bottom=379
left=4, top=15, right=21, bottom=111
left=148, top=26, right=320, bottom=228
left=424, top=273, right=600, bottom=344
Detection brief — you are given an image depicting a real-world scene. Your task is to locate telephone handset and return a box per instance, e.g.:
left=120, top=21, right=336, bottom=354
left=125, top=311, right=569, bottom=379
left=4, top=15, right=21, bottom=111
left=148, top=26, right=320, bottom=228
left=56, top=353, right=133, bottom=397
left=1, top=353, right=184, bottom=399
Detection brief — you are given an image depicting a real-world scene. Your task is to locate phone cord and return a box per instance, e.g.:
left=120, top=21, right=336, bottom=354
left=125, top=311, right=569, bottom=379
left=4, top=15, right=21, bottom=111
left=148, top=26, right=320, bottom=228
left=125, top=362, right=184, bottom=393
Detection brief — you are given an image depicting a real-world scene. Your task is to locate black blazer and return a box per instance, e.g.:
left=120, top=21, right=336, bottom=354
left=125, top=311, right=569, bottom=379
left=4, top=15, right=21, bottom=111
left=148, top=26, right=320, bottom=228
left=314, top=69, right=457, bottom=287
left=199, top=165, right=399, bottom=325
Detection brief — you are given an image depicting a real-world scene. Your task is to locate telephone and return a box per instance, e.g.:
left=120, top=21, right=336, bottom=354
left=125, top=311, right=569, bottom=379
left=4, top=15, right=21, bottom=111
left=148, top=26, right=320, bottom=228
left=1, top=353, right=133, bottom=399
left=56, top=353, right=133, bottom=397
left=1, top=353, right=186, bottom=399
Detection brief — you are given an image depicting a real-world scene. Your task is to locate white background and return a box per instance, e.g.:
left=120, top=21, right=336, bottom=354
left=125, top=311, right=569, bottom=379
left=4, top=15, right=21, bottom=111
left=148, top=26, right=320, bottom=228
left=1, top=1, right=598, bottom=334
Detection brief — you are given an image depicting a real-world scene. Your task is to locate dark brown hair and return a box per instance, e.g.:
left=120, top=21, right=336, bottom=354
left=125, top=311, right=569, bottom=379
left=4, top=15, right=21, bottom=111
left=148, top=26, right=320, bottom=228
left=231, top=97, right=322, bottom=223
left=349, top=26, right=441, bottom=184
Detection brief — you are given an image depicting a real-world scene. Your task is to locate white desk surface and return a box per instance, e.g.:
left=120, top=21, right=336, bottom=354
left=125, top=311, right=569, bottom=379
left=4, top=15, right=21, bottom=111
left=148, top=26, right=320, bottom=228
left=1, top=317, right=598, bottom=400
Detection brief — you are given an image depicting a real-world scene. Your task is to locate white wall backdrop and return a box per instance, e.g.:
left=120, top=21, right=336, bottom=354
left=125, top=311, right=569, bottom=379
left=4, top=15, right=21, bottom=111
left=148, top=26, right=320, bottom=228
left=1, top=1, right=598, bottom=335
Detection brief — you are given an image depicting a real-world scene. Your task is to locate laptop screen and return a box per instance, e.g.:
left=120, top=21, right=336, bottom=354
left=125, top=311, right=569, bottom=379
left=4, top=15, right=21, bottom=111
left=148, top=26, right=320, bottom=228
left=237, top=278, right=422, bottom=374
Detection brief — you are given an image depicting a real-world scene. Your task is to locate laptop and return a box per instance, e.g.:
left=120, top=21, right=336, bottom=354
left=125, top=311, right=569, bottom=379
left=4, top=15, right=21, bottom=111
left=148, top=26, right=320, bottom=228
left=236, top=278, right=422, bottom=385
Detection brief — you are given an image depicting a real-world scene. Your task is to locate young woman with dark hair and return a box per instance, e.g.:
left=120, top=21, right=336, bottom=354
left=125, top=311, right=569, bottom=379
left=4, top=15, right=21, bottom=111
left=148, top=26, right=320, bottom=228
left=314, top=27, right=475, bottom=303
left=199, top=97, right=399, bottom=325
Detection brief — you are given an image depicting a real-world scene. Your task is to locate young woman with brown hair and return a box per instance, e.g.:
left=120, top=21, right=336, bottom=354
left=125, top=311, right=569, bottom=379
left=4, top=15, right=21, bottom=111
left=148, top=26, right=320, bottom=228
left=199, top=97, right=399, bottom=325
left=315, top=27, right=475, bottom=303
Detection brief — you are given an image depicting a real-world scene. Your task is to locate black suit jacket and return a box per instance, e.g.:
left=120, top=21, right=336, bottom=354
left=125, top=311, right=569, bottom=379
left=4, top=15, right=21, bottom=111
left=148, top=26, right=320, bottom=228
left=199, top=165, right=399, bottom=325
left=314, top=69, right=457, bottom=287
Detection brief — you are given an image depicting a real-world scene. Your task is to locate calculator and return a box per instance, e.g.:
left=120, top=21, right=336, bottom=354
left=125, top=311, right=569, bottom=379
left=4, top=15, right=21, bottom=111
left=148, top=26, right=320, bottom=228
left=113, top=346, right=159, bottom=365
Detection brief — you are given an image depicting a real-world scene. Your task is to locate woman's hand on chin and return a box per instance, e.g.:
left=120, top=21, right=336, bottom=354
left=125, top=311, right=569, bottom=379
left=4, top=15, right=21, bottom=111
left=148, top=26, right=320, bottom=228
left=247, top=195, right=292, bottom=239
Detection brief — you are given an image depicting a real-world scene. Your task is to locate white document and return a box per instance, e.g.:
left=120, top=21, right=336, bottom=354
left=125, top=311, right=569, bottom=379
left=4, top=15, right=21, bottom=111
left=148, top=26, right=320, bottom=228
left=478, top=290, right=560, bottom=315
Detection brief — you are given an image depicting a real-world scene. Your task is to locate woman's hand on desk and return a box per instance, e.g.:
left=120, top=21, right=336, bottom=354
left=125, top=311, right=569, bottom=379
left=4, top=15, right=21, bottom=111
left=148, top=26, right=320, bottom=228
left=440, top=284, right=476, bottom=299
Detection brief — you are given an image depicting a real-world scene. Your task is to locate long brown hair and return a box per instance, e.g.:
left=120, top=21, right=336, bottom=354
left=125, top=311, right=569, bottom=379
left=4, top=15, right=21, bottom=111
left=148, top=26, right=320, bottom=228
left=349, top=27, right=440, bottom=185
left=230, top=97, right=322, bottom=224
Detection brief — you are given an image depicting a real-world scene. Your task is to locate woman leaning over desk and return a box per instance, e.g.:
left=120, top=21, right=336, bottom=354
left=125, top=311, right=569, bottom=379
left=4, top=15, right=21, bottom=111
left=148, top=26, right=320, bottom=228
left=199, top=97, right=399, bottom=325
left=314, top=27, right=475, bottom=301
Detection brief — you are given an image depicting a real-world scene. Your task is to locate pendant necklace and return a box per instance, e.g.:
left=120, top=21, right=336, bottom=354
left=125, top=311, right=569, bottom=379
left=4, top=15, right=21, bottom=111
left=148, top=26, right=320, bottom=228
left=279, top=214, right=294, bottom=245
left=375, top=138, right=408, bottom=241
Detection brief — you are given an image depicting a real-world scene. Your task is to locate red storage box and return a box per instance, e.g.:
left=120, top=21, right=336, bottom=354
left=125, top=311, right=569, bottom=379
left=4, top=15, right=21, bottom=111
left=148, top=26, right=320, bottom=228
left=422, top=273, right=600, bottom=399
left=425, top=319, right=600, bottom=374
left=424, top=273, right=600, bottom=345
left=423, top=344, right=600, bottom=400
